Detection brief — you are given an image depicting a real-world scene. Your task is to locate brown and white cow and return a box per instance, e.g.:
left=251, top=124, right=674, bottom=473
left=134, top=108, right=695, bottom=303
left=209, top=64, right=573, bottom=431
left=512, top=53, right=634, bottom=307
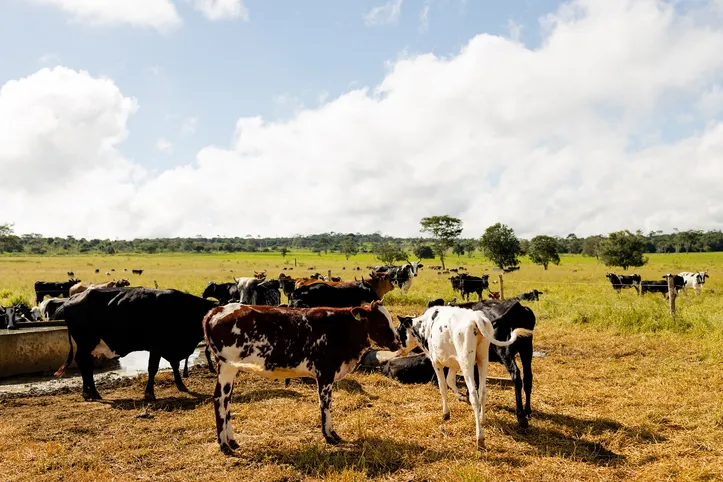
left=203, top=300, right=400, bottom=453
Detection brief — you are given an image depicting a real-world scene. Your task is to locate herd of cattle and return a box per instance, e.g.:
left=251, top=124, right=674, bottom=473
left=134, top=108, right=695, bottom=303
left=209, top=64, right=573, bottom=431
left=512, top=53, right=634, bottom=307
left=0, top=262, right=712, bottom=452
left=605, top=271, right=710, bottom=297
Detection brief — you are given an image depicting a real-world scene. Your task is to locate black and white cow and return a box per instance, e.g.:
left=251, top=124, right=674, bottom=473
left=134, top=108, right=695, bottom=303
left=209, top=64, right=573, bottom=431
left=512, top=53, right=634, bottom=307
left=605, top=273, right=641, bottom=294
left=373, top=261, right=421, bottom=294
left=203, top=301, right=401, bottom=453
left=396, top=305, right=532, bottom=450
left=678, top=271, right=709, bottom=296
left=640, top=275, right=684, bottom=297
left=38, top=297, right=66, bottom=320
left=34, top=279, right=81, bottom=304
left=1, top=306, right=17, bottom=330
left=234, top=277, right=282, bottom=306
left=202, top=282, right=240, bottom=305
left=52, top=287, right=218, bottom=401
left=516, top=289, right=544, bottom=301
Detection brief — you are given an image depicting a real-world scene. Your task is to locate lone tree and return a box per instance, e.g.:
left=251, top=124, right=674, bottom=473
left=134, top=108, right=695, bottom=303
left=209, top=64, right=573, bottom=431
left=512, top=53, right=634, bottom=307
left=374, top=242, right=408, bottom=266
left=339, top=236, right=359, bottom=260
left=599, top=230, right=648, bottom=270
left=479, top=223, right=522, bottom=269
left=279, top=246, right=289, bottom=257
left=528, top=235, right=561, bottom=270
left=414, top=245, right=435, bottom=259
left=420, top=215, right=463, bottom=270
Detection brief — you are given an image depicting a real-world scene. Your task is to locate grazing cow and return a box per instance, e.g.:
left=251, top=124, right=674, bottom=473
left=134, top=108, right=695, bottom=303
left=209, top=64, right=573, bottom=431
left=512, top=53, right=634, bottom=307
left=678, top=271, right=709, bottom=296
left=396, top=305, right=533, bottom=449
left=132, top=269, right=143, bottom=275
left=67, top=271, right=75, bottom=277
left=605, top=273, right=641, bottom=294
left=34, top=279, right=81, bottom=304
left=95, top=269, right=100, bottom=274
left=202, top=282, right=240, bottom=305
left=289, top=273, right=394, bottom=308
left=203, top=300, right=401, bottom=452
left=69, top=279, right=131, bottom=296
left=516, top=290, right=543, bottom=301
left=105, top=272, right=111, bottom=276
left=52, top=287, right=218, bottom=401
left=640, top=280, right=670, bottom=297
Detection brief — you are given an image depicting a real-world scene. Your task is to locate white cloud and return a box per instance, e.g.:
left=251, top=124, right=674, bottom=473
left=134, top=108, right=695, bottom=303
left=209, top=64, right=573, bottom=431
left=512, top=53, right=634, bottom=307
left=190, top=0, right=249, bottom=21
left=508, top=19, right=523, bottom=42
left=181, top=117, right=199, bottom=135
left=3, top=0, right=723, bottom=239
left=37, top=53, right=61, bottom=65
left=364, top=0, right=404, bottom=26
left=26, top=0, right=182, bottom=32
left=155, top=138, right=174, bottom=153
left=419, top=2, right=431, bottom=32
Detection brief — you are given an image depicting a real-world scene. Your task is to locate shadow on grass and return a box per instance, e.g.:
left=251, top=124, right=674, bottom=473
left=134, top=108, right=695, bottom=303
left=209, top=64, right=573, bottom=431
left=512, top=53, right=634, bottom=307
left=246, top=436, right=447, bottom=477
left=234, top=389, right=304, bottom=404
left=493, top=407, right=667, bottom=466
left=100, top=390, right=211, bottom=411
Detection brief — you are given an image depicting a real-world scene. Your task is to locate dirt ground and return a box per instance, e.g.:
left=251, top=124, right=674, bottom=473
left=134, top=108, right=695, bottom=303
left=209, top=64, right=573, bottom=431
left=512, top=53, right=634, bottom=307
left=1, top=323, right=721, bottom=482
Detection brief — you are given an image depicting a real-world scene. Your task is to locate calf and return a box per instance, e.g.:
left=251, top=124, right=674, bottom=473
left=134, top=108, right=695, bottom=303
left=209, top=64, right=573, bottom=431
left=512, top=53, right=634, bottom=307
left=203, top=301, right=400, bottom=452
left=381, top=354, right=436, bottom=384
left=52, top=287, right=218, bottom=401
left=396, top=305, right=532, bottom=449
left=34, top=279, right=81, bottom=304
left=202, top=282, right=240, bottom=304
left=605, top=273, right=641, bottom=294
left=678, top=271, right=709, bottom=296
left=516, top=289, right=543, bottom=301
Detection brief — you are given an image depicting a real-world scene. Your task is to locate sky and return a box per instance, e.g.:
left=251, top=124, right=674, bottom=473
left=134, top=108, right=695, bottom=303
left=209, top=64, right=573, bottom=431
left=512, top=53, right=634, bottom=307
left=1, top=0, right=723, bottom=240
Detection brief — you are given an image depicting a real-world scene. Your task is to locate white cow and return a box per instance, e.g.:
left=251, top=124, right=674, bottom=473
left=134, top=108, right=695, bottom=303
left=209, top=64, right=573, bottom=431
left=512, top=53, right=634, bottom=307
left=678, top=271, right=709, bottom=296
left=396, top=305, right=532, bottom=450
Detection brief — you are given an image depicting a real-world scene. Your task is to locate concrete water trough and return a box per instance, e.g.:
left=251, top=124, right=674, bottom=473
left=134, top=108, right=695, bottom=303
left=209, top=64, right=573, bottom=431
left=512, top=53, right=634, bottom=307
left=0, top=321, right=118, bottom=379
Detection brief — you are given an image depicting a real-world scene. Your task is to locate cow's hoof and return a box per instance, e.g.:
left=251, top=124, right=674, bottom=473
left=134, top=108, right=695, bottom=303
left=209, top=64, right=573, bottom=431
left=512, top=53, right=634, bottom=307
left=220, top=443, right=235, bottom=455
left=83, top=391, right=102, bottom=401
left=325, top=431, right=342, bottom=445
left=476, top=439, right=486, bottom=451
left=443, top=412, right=450, bottom=421
left=176, top=384, right=189, bottom=393
left=229, top=439, right=240, bottom=450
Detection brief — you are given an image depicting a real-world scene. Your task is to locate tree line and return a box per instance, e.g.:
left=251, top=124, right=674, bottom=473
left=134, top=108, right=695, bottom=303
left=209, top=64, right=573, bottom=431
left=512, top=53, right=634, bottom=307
left=1, top=221, right=721, bottom=271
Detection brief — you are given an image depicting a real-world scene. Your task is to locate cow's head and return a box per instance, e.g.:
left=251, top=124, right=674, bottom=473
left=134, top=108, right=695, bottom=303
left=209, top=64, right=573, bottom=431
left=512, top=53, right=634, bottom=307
left=352, top=300, right=400, bottom=351
left=699, top=271, right=709, bottom=283
left=116, top=279, right=131, bottom=287
left=367, top=272, right=394, bottom=298
left=395, top=314, right=420, bottom=354
left=254, top=271, right=266, bottom=280
left=489, top=291, right=501, bottom=300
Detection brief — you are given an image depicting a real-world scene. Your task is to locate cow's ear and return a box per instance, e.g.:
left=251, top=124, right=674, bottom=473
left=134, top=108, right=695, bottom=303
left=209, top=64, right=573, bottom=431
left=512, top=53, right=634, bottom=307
left=351, top=307, right=366, bottom=322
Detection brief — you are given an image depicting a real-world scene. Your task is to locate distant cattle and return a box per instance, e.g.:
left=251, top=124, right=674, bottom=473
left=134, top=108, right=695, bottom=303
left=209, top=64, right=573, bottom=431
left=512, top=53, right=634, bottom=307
left=34, top=279, right=81, bottom=304
left=67, top=271, right=75, bottom=277
left=678, top=271, right=709, bottom=296
left=605, top=273, right=641, bottom=294
left=53, top=287, right=218, bottom=401
left=396, top=305, right=532, bottom=449
left=94, top=269, right=100, bottom=274
left=132, top=269, right=143, bottom=275
left=203, top=300, right=400, bottom=452
left=202, top=282, right=240, bottom=305
left=503, top=266, right=520, bottom=273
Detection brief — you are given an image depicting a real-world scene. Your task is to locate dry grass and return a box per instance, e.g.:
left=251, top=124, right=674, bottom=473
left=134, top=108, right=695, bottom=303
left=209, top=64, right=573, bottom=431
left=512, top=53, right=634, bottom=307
left=1, top=252, right=723, bottom=481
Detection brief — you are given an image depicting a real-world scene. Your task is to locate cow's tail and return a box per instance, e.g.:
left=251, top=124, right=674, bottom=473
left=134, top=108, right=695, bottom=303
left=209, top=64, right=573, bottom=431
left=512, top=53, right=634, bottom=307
left=202, top=309, right=222, bottom=371
left=54, top=328, right=74, bottom=377
left=473, top=313, right=533, bottom=347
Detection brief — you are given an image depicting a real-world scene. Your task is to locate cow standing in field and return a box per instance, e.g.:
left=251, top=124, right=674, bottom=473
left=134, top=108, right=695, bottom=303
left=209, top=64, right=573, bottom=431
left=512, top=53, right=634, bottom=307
left=52, top=287, right=218, bottom=401
left=203, top=300, right=401, bottom=453
left=605, top=273, right=641, bottom=294
left=34, top=279, right=81, bottom=304
left=678, top=271, right=709, bottom=296
left=373, top=261, right=422, bottom=294
left=202, top=282, right=240, bottom=305
left=396, top=305, right=532, bottom=449
left=289, top=272, right=393, bottom=308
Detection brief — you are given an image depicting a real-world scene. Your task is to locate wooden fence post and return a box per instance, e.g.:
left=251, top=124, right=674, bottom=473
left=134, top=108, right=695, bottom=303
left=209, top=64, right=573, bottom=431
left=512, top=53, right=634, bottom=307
left=328, top=269, right=332, bottom=280
left=294, top=258, right=297, bottom=267
left=498, top=273, right=504, bottom=300
left=667, top=275, right=676, bottom=317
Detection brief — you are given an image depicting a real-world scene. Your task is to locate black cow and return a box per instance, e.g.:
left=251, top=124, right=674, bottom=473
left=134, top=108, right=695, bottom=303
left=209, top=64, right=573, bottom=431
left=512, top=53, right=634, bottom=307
left=52, top=287, right=218, bottom=401
left=605, top=273, right=641, bottom=294
left=34, top=279, right=81, bottom=304
left=290, top=281, right=384, bottom=308
left=434, top=298, right=536, bottom=428
left=451, top=274, right=489, bottom=301
left=202, top=282, right=240, bottom=305
left=251, top=279, right=282, bottom=305
left=517, top=289, right=543, bottom=301
left=640, top=275, right=684, bottom=297
left=381, top=354, right=436, bottom=384
left=132, top=269, right=144, bottom=275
